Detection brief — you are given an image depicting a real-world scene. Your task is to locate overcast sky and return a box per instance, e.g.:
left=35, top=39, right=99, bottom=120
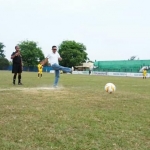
left=0, top=0, right=150, bottom=61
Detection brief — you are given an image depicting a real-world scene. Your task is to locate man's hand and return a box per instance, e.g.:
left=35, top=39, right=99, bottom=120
left=15, top=52, right=20, bottom=56
left=58, top=57, right=62, bottom=61
left=40, top=58, right=48, bottom=66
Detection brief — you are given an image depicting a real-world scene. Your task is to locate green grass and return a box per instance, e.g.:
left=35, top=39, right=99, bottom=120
left=0, top=71, right=150, bottom=150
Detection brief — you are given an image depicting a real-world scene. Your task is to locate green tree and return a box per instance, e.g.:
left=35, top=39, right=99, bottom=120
left=0, top=42, right=6, bottom=58
left=0, top=57, right=9, bottom=70
left=58, top=40, right=88, bottom=67
left=19, top=41, right=45, bottom=67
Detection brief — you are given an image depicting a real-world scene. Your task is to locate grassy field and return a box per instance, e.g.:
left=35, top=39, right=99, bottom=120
left=0, top=71, right=150, bottom=150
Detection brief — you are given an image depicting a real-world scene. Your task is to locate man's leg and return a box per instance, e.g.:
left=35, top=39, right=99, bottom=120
left=40, top=71, right=42, bottom=78
left=18, top=73, right=22, bottom=85
left=52, top=64, right=72, bottom=73
left=12, top=64, right=17, bottom=85
left=18, top=65, right=23, bottom=85
left=60, top=65, right=72, bottom=73
left=13, top=73, right=17, bottom=85
left=54, top=70, right=59, bottom=87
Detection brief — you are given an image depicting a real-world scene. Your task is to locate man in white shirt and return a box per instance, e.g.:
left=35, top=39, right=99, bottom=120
left=42, top=46, right=73, bottom=87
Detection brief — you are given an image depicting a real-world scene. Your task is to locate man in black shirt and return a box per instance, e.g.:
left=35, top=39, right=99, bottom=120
left=11, top=45, right=23, bottom=85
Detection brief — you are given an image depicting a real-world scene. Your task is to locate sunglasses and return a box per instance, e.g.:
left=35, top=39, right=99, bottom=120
left=53, top=49, right=57, bottom=50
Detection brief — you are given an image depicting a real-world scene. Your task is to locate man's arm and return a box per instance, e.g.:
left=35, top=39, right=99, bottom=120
left=58, top=53, right=62, bottom=61
left=11, top=52, right=20, bottom=59
left=40, top=58, right=48, bottom=66
left=11, top=52, right=16, bottom=59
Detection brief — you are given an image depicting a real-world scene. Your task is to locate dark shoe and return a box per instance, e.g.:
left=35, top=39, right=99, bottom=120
left=18, top=83, right=23, bottom=85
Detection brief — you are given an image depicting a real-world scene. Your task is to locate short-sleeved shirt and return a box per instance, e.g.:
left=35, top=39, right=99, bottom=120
left=47, top=52, right=60, bottom=65
left=11, top=52, right=22, bottom=64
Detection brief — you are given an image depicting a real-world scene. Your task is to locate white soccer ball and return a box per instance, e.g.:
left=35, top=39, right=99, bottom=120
left=105, top=83, right=116, bottom=94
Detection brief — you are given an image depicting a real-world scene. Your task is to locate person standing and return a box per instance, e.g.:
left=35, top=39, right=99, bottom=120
left=37, top=63, right=43, bottom=78
left=41, top=46, right=73, bottom=87
left=142, top=68, right=147, bottom=79
left=11, top=45, right=23, bottom=85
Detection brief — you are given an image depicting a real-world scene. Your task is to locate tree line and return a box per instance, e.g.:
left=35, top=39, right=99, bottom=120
left=0, top=40, right=89, bottom=70
left=0, top=42, right=9, bottom=70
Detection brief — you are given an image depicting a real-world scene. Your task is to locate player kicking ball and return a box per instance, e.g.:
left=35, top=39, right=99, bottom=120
left=41, top=45, right=73, bottom=88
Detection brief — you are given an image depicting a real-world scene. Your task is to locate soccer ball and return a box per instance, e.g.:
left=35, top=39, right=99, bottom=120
left=105, top=83, right=116, bottom=94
